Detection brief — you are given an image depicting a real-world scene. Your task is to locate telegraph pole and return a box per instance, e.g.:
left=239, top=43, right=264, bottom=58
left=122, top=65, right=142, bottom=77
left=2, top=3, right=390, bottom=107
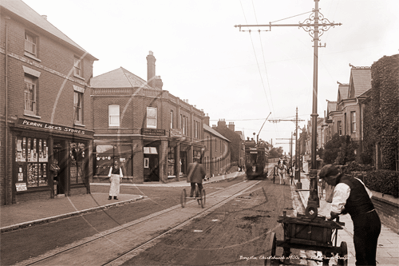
left=270, top=107, right=304, bottom=188
left=235, top=0, right=341, bottom=172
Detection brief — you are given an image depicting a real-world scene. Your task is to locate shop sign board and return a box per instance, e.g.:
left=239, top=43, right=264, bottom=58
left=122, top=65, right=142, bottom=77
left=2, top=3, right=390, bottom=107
left=170, top=128, right=183, bottom=138
left=141, top=128, right=166, bottom=136
left=18, top=118, right=87, bottom=135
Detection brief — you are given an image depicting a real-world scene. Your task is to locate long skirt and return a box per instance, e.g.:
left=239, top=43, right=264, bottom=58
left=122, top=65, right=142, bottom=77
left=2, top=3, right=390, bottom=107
left=109, top=174, right=121, bottom=196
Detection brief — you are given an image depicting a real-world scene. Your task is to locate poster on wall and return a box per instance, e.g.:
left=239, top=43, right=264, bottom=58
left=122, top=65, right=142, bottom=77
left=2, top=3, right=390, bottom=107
left=16, top=138, right=23, bottom=162
left=144, top=158, right=149, bottom=168
left=22, top=137, right=26, bottom=161
left=27, top=138, right=31, bottom=162
left=18, top=167, right=23, bottom=182
left=16, top=183, right=27, bottom=192
left=39, top=139, right=43, bottom=162
left=43, top=140, right=48, bottom=162
left=33, top=139, right=37, bottom=162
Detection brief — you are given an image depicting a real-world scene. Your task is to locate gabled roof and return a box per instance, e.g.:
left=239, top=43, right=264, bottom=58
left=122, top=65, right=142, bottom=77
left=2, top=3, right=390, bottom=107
left=1, top=0, right=96, bottom=59
left=91, top=67, right=151, bottom=89
left=326, top=100, right=337, bottom=114
left=337, top=82, right=349, bottom=102
left=349, top=67, right=371, bottom=98
left=357, top=88, right=372, bottom=98
left=203, top=124, right=230, bottom=142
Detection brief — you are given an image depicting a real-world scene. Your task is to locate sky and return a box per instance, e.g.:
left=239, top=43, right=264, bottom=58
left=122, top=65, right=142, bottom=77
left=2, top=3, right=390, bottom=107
left=23, top=0, right=399, bottom=155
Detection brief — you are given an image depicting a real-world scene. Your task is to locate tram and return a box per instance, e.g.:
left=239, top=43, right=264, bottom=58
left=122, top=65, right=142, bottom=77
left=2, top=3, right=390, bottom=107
left=244, top=138, right=268, bottom=180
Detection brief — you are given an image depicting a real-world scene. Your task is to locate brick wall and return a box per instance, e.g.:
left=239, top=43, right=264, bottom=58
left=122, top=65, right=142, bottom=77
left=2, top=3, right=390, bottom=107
left=372, top=197, right=399, bottom=234
left=1, top=6, right=95, bottom=205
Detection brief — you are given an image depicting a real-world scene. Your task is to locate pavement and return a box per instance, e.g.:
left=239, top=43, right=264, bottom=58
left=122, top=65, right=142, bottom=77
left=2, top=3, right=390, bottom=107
left=0, top=171, right=244, bottom=233
left=294, top=162, right=399, bottom=266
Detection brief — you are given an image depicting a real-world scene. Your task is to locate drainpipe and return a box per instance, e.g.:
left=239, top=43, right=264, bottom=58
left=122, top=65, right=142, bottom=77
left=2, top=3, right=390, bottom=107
left=4, top=16, right=10, bottom=204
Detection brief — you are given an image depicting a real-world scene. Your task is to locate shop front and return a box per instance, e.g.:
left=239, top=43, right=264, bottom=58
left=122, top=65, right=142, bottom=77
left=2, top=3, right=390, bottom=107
left=11, top=118, right=93, bottom=202
left=94, top=144, right=133, bottom=177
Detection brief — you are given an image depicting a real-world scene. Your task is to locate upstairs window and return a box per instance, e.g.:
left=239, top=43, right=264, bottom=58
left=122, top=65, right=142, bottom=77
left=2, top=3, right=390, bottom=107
left=147, top=107, right=157, bottom=128
left=25, top=32, right=37, bottom=56
left=170, top=110, right=174, bottom=129
left=109, top=105, right=120, bottom=127
left=73, top=91, right=83, bottom=124
left=24, top=75, right=37, bottom=115
left=351, top=112, right=356, bottom=133
left=74, top=56, right=82, bottom=77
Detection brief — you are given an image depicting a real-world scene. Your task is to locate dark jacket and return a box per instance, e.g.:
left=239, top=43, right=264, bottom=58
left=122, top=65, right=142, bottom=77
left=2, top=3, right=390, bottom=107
left=187, top=162, right=206, bottom=183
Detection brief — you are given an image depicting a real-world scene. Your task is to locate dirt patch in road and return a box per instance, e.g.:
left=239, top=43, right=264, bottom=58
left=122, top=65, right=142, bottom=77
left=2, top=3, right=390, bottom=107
left=123, top=180, right=304, bottom=266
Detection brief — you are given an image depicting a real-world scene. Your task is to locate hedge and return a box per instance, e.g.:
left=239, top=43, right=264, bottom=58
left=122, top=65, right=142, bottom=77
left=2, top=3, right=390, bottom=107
left=355, top=170, right=399, bottom=198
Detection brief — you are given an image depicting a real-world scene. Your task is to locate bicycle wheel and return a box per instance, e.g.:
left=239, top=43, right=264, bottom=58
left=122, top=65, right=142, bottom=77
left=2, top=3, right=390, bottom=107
left=181, top=188, right=187, bottom=208
left=201, top=189, right=206, bottom=208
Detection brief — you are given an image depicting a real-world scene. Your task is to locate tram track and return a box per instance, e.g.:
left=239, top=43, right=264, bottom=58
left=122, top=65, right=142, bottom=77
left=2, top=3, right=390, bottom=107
left=18, top=179, right=262, bottom=266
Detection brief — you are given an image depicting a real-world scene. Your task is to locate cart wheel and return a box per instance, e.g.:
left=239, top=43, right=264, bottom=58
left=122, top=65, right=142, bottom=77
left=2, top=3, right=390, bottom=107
left=201, top=189, right=206, bottom=208
left=338, top=241, right=348, bottom=266
left=322, top=251, right=331, bottom=266
left=180, top=189, right=186, bottom=208
left=264, top=232, right=277, bottom=266
left=305, top=205, right=318, bottom=219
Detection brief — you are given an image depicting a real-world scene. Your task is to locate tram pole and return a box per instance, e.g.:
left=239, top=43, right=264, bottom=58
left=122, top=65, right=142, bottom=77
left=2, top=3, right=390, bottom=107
left=235, top=0, right=341, bottom=173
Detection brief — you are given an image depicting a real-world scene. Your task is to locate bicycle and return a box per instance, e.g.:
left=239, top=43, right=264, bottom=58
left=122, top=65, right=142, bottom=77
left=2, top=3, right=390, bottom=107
left=181, top=185, right=206, bottom=208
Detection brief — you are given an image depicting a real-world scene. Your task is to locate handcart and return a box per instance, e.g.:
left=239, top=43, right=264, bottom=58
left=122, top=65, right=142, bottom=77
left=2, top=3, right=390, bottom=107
left=265, top=212, right=347, bottom=265
left=265, top=170, right=348, bottom=266
left=180, top=187, right=206, bottom=208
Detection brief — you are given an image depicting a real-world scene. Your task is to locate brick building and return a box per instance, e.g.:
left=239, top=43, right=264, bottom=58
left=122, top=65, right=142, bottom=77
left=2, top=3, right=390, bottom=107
left=203, top=120, right=231, bottom=178
left=91, top=52, right=206, bottom=183
left=213, top=119, right=245, bottom=169
left=0, top=0, right=97, bottom=205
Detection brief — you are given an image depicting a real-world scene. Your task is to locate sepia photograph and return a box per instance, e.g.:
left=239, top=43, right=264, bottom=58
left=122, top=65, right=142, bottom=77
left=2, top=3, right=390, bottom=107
left=1, top=0, right=398, bottom=265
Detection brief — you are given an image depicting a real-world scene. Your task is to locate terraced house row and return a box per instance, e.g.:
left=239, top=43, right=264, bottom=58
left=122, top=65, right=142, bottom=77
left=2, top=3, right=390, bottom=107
left=299, top=60, right=398, bottom=171
left=0, top=0, right=244, bottom=205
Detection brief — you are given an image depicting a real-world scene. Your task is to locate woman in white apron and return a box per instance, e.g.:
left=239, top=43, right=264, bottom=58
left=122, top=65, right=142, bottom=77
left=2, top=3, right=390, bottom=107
left=108, top=161, right=123, bottom=200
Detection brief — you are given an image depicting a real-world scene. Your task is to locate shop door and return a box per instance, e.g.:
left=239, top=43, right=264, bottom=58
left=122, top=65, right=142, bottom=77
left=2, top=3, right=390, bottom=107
left=53, top=143, right=67, bottom=195
left=149, top=155, right=159, bottom=181
left=180, top=151, right=187, bottom=176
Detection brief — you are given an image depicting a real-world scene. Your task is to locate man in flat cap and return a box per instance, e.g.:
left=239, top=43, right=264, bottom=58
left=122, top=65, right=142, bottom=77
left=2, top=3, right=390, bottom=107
left=319, top=164, right=381, bottom=266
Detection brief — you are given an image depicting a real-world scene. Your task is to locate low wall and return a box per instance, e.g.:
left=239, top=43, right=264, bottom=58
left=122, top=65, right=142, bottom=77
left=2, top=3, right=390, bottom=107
left=372, top=192, right=399, bottom=234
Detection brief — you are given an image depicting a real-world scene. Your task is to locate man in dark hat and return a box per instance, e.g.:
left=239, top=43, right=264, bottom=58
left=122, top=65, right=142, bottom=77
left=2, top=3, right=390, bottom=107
left=318, top=164, right=381, bottom=266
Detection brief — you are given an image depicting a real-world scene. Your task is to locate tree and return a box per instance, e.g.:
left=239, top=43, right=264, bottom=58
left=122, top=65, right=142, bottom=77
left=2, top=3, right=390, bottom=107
left=322, top=133, right=358, bottom=165
left=269, top=146, right=284, bottom=158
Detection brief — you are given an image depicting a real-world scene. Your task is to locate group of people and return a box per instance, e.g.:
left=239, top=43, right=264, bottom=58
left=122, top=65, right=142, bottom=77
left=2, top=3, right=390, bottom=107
left=105, top=158, right=207, bottom=201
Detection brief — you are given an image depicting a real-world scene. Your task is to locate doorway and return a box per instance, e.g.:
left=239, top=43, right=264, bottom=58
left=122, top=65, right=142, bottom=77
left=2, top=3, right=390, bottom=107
left=53, top=140, right=67, bottom=195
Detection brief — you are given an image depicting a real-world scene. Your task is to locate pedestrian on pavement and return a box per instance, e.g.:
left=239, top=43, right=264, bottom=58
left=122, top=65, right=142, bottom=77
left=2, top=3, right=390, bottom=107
left=108, top=160, right=123, bottom=200
left=318, top=164, right=381, bottom=266
left=187, top=158, right=206, bottom=198
left=277, top=160, right=286, bottom=185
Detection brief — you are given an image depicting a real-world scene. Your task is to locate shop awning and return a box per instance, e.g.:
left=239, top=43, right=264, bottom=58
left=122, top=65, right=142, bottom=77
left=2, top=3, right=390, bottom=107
left=144, top=147, right=158, bottom=154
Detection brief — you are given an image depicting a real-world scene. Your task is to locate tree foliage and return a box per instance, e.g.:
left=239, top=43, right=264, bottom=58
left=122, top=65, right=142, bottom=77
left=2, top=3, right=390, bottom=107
left=363, top=54, right=399, bottom=170
left=269, top=146, right=284, bottom=158
left=322, top=133, right=358, bottom=164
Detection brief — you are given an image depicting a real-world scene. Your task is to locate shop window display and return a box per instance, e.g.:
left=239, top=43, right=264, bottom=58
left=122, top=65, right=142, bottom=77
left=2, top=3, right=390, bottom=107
left=168, top=147, right=175, bottom=176
left=70, top=142, right=86, bottom=184
left=15, top=136, right=49, bottom=190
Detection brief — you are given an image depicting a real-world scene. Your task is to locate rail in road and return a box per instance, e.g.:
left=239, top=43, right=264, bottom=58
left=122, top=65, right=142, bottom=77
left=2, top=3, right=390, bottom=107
left=17, top=179, right=263, bottom=266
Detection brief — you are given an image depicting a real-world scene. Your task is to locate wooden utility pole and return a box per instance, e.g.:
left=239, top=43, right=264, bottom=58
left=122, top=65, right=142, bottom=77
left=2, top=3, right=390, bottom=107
left=270, top=108, right=304, bottom=188
left=235, top=0, right=341, bottom=172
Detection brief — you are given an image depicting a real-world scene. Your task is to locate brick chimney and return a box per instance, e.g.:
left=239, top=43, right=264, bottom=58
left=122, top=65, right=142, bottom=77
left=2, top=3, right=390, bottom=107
left=217, top=119, right=226, bottom=128
left=228, top=122, right=235, bottom=131
left=154, top=75, right=163, bottom=90
left=146, top=51, right=156, bottom=87
left=204, top=114, right=210, bottom=126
